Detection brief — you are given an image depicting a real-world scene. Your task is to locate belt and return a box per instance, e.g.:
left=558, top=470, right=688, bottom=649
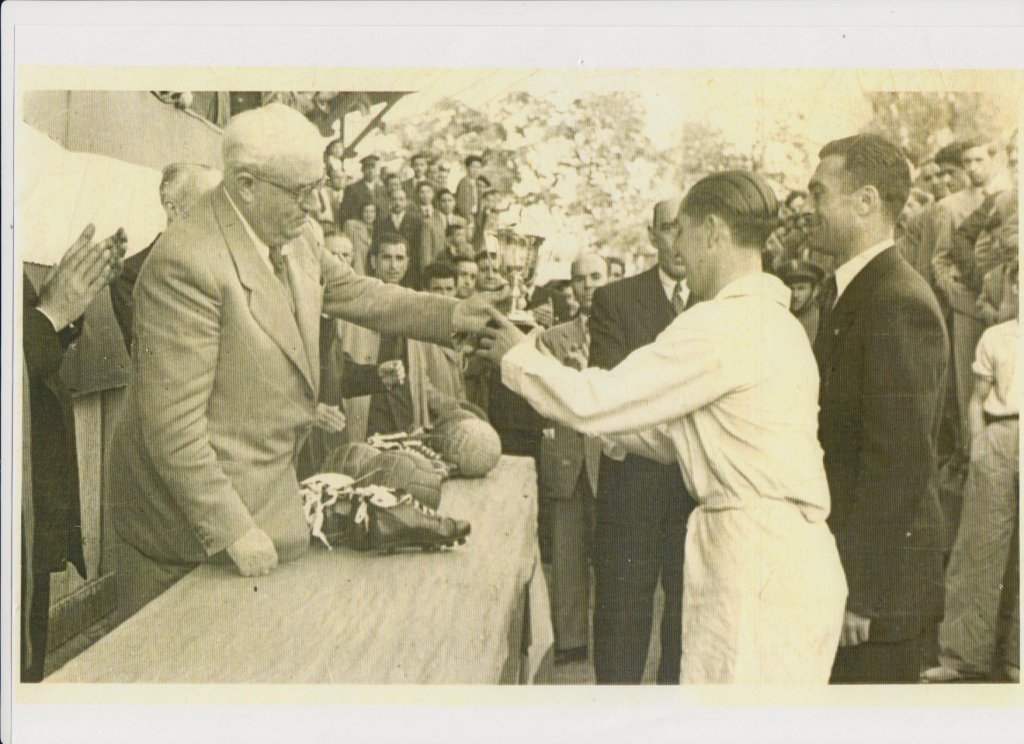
left=984, top=412, right=1019, bottom=426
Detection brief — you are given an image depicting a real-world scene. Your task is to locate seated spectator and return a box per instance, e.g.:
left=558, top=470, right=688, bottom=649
left=454, top=256, right=478, bottom=299
left=342, top=201, right=376, bottom=275
left=776, top=259, right=825, bottom=342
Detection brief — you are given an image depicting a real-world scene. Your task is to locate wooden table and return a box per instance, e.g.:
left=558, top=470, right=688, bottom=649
left=49, top=456, right=553, bottom=684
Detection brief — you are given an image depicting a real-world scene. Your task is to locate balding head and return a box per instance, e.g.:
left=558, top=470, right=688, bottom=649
left=159, top=163, right=222, bottom=224
left=649, top=197, right=685, bottom=280
left=221, top=103, right=327, bottom=247
left=570, top=253, right=609, bottom=315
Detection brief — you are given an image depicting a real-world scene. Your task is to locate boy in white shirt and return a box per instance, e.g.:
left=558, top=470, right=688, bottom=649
left=923, top=265, right=1019, bottom=683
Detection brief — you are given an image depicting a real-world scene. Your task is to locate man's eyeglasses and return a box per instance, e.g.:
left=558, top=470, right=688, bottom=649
left=247, top=172, right=325, bottom=204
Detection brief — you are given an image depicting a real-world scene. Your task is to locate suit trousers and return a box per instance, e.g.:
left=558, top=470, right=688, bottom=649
left=592, top=459, right=688, bottom=684
left=115, top=532, right=197, bottom=625
left=547, top=472, right=595, bottom=652
left=21, top=571, right=52, bottom=682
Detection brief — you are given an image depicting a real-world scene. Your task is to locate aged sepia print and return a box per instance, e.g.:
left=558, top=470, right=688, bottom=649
left=13, top=66, right=1020, bottom=694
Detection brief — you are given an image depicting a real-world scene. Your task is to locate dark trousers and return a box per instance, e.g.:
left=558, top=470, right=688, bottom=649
left=21, top=571, right=52, bottom=682
left=830, top=620, right=925, bottom=684
left=592, top=455, right=692, bottom=684
left=831, top=638, right=920, bottom=684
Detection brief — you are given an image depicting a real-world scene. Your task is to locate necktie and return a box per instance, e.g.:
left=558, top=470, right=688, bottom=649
left=819, top=274, right=838, bottom=312
left=269, top=246, right=295, bottom=315
left=671, top=282, right=687, bottom=316
left=815, top=273, right=838, bottom=344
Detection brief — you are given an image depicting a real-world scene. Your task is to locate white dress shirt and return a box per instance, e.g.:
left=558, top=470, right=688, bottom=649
left=658, top=267, right=690, bottom=307
left=832, top=238, right=892, bottom=304
left=502, top=272, right=831, bottom=520
left=223, top=186, right=292, bottom=273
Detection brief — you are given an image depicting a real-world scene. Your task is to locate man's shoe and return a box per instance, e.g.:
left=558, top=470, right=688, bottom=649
left=920, top=665, right=986, bottom=683
left=350, top=487, right=471, bottom=553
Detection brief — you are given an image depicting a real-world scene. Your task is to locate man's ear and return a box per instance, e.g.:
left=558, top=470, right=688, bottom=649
left=231, top=171, right=257, bottom=205
left=857, top=184, right=881, bottom=218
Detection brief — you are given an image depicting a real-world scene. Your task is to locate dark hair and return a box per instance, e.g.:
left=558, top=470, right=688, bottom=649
left=605, top=256, right=625, bottom=272
left=424, top=261, right=458, bottom=285
left=818, top=134, right=911, bottom=224
left=680, top=170, right=781, bottom=248
left=464, top=155, right=484, bottom=168
left=474, top=249, right=498, bottom=263
left=436, top=188, right=454, bottom=199
left=376, top=232, right=408, bottom=253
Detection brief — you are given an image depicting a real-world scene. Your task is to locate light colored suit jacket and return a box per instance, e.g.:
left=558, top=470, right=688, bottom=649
left=537, top=315, right=601, bottom=500
left=108, top=186, right=457, bottom=566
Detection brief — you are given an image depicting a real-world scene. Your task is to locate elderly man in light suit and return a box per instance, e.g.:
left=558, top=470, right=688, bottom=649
left=108, top=104, right=501, bottom=620
left=537, top=253, right=608, bottom=664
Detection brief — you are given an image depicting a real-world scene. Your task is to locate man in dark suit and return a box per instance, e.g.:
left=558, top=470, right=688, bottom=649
left=21, top=223, right=125, bottom=681
left=586, top=199, right=697, bottom=684
left=109, top=162, right=221, bottom=352
left=807, top=134, right=950, bottom=684
left=374, top=187, right=424, bottom=289
left=339, top=154, right=380, bottom=226
left=455, top=154, right=484, bottom=222
left=402, top=151, right=430, bottom=206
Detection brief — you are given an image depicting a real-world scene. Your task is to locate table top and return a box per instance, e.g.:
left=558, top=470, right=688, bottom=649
left=50, top=456, right=543, bottom=684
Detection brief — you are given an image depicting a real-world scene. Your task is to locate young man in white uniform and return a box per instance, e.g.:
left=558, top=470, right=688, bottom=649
left=477, top=171, right=847, bottom=684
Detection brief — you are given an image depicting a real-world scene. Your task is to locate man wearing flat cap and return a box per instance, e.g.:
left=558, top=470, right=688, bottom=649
left=477, top=170, right=848, bottom=683
left=776, top=259, right=825, bottom=342
left=339, top=153, right=380, bottom=226
left=108, top=103, right=503, bottom=620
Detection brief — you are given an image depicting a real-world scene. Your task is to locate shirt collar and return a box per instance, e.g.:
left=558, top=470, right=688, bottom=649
left=714, top=272, right=792, bottom=309
left=222, top=186, right=291, bottom=270
left=658, top=267, right=690, bottom=305
left=833, top=238, right=892, bottom=303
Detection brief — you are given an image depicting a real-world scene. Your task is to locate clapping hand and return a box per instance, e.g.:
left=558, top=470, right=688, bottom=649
left=377, top=359, right=406, bottom=388
left=475, top=305, right=527, bottom=366
left=226, top=525, right=279, bottom=577
left=38, top=224, right=127, bottom=330
left=313, top=403, right=347, bottom=433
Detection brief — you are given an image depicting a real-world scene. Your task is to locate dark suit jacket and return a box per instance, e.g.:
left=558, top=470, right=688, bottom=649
left=109, top=235, right=159, bottom=353
left=455, top=176, right=478, bottom=221
left=587, top=267, right=695, bottom=516
left=814, top=246, right=949, bottom=635
left=375, top=211, right=425, bottom=289
left=339, top=179, right=377, bottom=226
left=22, top=275, right=87, bottom=579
